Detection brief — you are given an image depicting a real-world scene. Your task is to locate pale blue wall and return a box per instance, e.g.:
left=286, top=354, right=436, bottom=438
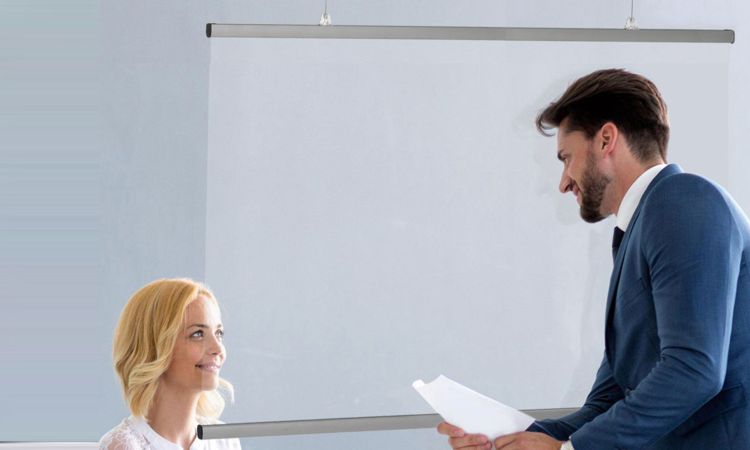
left=1, top=0, right=748, bottom=442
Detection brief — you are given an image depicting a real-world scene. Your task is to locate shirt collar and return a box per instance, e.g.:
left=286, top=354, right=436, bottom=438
left=129, top=415, right=204, bottom=450
left=615, top=163, right=667, bottom=231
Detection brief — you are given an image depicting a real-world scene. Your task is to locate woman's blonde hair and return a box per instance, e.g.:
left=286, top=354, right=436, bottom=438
left=113, top=278, right=233, bottom=419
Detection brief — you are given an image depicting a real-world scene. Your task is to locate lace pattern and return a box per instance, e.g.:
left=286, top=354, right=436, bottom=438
left=99, top=418, right=149, bottom=450
left=99, top=416, right=241, bottom=450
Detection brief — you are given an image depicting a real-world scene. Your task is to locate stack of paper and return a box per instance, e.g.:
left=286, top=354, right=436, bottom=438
left=413, top=375, right=535, bottom=440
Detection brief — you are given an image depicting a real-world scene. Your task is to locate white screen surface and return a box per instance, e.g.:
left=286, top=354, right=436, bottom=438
left=206, top=38, right=729, bottom=426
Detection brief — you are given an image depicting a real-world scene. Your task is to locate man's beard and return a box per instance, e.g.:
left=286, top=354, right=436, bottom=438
left=579, top=150, right=611, bottom=223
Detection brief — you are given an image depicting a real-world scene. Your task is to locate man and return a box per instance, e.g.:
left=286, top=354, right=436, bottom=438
left=438, top=69, right=750, bottom=449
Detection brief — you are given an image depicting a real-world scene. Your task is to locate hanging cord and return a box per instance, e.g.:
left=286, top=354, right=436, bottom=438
left=624, top=0, right=638, bottom=30
left=319, top=0, right=332, bottom=26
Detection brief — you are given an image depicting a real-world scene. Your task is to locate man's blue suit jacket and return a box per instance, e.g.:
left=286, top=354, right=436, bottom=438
left=529, top=164, right=750, bottom=449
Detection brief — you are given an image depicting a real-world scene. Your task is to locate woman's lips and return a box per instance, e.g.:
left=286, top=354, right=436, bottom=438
left=196, top=363, right=221, bottom=373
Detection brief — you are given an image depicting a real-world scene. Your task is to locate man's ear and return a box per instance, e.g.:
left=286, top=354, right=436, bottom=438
left=599, top=122, right=618, bottom=156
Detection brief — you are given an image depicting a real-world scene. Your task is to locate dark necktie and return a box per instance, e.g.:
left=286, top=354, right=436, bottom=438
left=612, top=227, right=625, bottom=261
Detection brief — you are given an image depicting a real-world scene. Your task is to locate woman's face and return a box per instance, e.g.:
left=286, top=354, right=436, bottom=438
left=162, top=295, right=226, bottom=392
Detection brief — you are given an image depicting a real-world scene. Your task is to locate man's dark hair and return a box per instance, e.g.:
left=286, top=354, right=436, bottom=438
left=535, top=69, right=670, bottom=162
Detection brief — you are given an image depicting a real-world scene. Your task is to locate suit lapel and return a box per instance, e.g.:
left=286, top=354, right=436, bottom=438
left=604, top=164, right=682, bottom=361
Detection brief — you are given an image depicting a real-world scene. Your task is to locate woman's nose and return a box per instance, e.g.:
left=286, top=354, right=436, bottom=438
left=206, top=334, right=223, bottom=355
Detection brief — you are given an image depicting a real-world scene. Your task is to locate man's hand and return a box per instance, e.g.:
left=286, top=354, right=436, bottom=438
left=494, top=431, right=563, bottom=450
left=437, top=421, right=492, bottom=450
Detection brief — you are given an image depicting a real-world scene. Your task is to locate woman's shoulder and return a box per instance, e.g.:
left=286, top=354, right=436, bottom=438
left=99, top=417, right=150, bottom=450
left=206, top=438, right=242, bottom=450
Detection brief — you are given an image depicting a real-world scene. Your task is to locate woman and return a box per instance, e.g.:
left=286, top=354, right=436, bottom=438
left=100, top=278, right=241, bottom=449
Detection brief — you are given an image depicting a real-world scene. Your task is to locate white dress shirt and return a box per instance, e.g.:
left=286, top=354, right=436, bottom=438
left=99, top=416, right=241, bottom=450
left=561, top=163, right=667, bottom=450
left=616, top=164, right=667, bottom=231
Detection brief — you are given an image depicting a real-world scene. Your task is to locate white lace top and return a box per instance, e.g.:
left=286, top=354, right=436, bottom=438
left=99, top=416, right=242, bottom=450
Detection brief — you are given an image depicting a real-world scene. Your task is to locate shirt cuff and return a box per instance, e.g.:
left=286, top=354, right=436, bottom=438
left=561, top=441, right=575, bottom=450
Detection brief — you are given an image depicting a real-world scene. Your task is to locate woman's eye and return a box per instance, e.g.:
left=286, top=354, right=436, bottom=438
left=216, top=329, right=225, bottom=340
left=190, top=330, right=204, bottom=338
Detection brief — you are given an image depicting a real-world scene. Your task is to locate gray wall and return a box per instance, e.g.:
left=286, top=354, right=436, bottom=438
left=2, top=0, right=749, bottom=442
left=1, top=0, right=105, bottom=441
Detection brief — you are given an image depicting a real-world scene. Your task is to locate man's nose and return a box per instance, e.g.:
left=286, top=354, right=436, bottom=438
left=559, top=171, right=572, bottom=194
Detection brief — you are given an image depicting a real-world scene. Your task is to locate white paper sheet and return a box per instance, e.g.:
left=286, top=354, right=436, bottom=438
left=413, top=375, right=535, bottom=440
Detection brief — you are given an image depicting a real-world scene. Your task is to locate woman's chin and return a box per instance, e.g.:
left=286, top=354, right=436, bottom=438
left=200, top=378, right=220, bottom=390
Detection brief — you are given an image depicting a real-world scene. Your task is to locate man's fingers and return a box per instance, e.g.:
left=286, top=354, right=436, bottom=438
left=493, top=431, right=522, bottom=448
left=437, top=421, right=465, bottom=437
left=495, top=431, right=563, bottom=450
left=436, top=422, right=491, bottom=449
left=448, top=439, right=492, bottom=450
left=449, top=433, right=491, bottom=449
left=452, top=443, right=491, bottom=450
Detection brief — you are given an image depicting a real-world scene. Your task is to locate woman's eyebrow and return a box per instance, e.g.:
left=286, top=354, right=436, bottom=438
left=187, top=323, right=223, bottom=329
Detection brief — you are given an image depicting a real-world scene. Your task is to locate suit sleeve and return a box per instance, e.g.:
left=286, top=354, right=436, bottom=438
left=570, top=176, right=743, bottom=450
left=527, top=355, right=624, bottom=440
